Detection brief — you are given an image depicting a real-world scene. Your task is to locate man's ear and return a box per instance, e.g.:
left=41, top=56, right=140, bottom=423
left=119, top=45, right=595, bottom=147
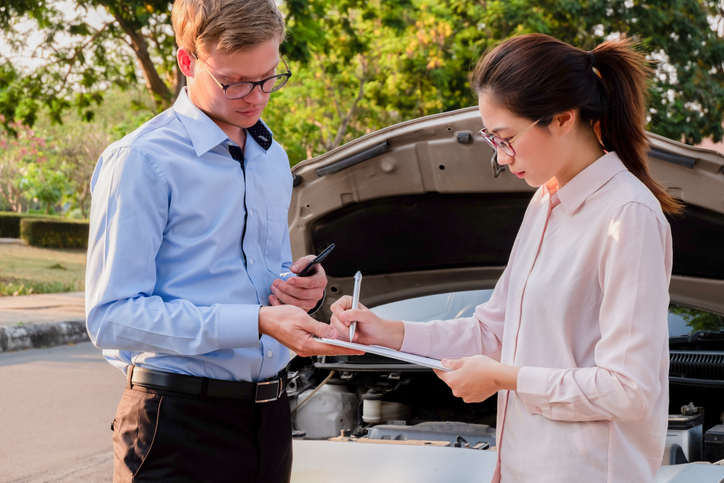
left=177, top=48, right=195, bottom=78
left=549, top=109, right=577, bottom=136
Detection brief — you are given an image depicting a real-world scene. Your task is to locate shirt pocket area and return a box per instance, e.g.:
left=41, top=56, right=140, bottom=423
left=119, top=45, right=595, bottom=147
left=264, top=205, right=289, bottom=276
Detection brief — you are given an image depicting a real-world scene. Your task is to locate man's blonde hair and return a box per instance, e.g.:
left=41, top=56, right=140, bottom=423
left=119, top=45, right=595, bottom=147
left=172, top=0, right=285, bottom=56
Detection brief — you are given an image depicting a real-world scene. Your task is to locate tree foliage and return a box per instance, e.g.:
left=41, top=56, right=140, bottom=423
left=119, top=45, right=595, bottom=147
left=0, top=0, right=179, bottom=132
left=1, top=0, right=724, bottom=167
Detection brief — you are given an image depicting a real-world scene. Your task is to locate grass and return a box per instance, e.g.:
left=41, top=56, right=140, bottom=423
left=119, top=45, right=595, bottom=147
left=0, top=243, right=86, bottom=296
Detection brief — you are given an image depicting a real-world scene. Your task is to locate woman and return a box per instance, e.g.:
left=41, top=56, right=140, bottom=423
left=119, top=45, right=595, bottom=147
left=331, top=33, right=679, bottom=482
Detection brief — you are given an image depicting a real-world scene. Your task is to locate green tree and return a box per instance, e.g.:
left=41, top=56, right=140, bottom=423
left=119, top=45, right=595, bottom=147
left=2, top=0, right=724, bottom=164
left=18, top=161, right=69, bottom=214
left=0, top=0, right=179, bottom=132
left=268, top=0, right=724, bottom=164
left=0, top=121, right=50, bottom=212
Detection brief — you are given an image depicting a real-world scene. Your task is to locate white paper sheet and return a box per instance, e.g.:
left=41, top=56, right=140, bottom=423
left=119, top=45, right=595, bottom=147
left=314, top=337, right=452, bottom=371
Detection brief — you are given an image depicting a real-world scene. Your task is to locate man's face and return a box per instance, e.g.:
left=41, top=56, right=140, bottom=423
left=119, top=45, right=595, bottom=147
left=186, top=38, right=281, bottom=133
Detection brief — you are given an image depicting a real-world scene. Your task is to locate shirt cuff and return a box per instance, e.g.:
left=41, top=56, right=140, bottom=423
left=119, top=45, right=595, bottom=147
left=399, top=321, right=431, bottom=356
left=517, top=366, right=554, bottom=418
left=217, top=304, right=262, bottom=350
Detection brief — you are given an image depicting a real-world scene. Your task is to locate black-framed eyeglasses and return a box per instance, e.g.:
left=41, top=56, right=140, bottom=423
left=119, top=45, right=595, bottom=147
left=192, top=52, right=292, bottom=100
left=479, top=118, right=541, bottom=157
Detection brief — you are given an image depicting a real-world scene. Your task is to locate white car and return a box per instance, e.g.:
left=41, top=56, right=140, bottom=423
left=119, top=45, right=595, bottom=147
left=286, top=106, right=724, bottom=482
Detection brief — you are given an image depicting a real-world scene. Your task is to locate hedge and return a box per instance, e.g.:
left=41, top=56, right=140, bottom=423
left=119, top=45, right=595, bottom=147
left=20, top=218, right=89, bottom=248
left=0, top=212, right=26, bottom=238
left=0, top=212, right=62, bottom=238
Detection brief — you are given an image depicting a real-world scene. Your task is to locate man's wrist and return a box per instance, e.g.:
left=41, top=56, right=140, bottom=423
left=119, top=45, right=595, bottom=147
left=258, top=306, right=273, bottom=337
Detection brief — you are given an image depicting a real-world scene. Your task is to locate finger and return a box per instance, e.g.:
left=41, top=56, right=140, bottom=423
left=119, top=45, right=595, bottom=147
left=338, top=307, right=371, bottom=325
left=300, top=342, right=365, bottom=357
left=271, top=285, right=323, bottom=309
left=441, top=358, right=464, bottom=370
left=269, top=294, right=283, bottom=306
left=433, top=368, right=452, bottom=382
left=330, top=313, right=350, bottom=329
left=271, top=278, right=324, bottom=302
left=285, top=274, right=325, bottom=290
left=330, top=296, right=354, bottom=314
left=290, top=255, right=316, bottom=274
left=303, top=317, right=339, bottom=340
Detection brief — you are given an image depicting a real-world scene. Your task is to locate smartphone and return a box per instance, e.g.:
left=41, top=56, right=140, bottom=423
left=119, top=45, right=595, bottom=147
left=297, top=243, right=335, bottom=277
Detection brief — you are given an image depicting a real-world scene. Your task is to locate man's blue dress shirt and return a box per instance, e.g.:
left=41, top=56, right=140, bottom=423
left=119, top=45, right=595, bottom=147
left=86, top=88, right=293, bottom=382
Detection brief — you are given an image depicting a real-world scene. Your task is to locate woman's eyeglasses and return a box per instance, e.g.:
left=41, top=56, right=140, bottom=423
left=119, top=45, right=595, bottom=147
left=479, top=118, right=541, bottom=157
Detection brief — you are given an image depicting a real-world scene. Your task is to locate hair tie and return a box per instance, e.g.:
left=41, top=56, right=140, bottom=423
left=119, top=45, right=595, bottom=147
left=589, top=51, right=602, bottom=79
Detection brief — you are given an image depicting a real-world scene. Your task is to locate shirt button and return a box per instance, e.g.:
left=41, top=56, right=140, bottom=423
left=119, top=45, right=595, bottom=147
left=267, top=350, right=273, bottom=358
left=249, top=209, right=253, bottom=216
left=249, top=257, right=254, bottom=265
left=535, top=406, right=542, bottom=414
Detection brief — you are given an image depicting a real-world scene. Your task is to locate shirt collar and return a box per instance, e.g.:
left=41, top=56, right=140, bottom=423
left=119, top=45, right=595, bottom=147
left=173, top=87, right=275, bottom=157
left=548, top=151, right=627, bottom=215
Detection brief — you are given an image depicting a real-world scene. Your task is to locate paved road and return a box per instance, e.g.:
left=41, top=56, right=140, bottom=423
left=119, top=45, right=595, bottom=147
left=0, top=292, right=85, bottom=327
left=0, top=342, right=123, bottom=482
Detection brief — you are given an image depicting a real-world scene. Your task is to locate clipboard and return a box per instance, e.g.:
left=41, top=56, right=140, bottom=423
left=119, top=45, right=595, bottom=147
left=314, top=337, right=452, bottom=371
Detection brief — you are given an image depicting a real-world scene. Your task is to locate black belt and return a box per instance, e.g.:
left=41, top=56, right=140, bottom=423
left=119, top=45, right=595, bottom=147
left=128, top=366, right=286, bottom=403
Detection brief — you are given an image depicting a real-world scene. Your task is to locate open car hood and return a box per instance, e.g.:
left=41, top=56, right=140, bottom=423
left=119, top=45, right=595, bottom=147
left=289, top=106, right=724, bottom=319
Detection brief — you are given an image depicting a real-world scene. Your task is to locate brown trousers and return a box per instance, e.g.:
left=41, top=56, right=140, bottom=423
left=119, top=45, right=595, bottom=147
left=111, top=386, right=292, bottom=483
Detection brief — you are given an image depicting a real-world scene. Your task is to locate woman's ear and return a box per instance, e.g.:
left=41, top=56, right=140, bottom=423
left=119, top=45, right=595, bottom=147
left=549, top=109, right=577, bottom=136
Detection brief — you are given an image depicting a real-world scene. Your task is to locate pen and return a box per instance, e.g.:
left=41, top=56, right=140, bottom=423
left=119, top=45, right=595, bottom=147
left=350, top=271, right=362, bottom=342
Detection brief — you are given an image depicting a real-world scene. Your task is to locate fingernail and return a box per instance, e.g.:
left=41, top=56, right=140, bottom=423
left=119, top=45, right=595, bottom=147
left=291, top=264, right=300, bottom=272
left=288, top=279, right=295, bottom=286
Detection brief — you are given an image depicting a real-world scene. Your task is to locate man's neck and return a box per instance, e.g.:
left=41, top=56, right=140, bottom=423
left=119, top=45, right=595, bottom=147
left=228, top=128, right=246, bottom=151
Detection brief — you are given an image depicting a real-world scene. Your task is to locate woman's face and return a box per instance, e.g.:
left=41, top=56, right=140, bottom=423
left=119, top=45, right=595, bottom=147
left=478, top=94, right=563, bottom=188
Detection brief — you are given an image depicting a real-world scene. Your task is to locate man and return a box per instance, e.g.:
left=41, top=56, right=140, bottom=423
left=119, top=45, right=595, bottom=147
left=85, top=1, right=358, bottom=481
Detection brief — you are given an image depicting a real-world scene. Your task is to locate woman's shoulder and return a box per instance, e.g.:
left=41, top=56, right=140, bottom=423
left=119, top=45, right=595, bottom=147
left=602, top=169, right=668, bottom=224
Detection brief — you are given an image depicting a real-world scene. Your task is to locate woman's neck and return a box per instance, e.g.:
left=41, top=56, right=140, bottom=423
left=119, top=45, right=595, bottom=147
left=554, top=132, right=606, bottom=188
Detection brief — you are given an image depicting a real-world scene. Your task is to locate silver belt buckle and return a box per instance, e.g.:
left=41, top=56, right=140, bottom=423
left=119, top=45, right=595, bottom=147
left=255, top=378, right=282, bottom=403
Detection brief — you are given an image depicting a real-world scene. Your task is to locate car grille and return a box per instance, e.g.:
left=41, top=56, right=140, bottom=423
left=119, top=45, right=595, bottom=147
left=670, top=351, right=724, bottom=381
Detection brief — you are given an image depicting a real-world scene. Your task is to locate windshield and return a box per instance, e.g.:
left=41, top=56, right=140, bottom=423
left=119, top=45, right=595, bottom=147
left=668, top=304, right=724, bottom=337
left=372, top=290, right=724, bottom=338
left=371, top=289, right=493, bottom=322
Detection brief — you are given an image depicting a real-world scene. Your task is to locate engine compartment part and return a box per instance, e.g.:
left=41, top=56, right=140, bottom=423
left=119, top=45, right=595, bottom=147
left=367, top=421, right=496, bottom=449
left=667, top=411, right=704, bottom=462
left=292, top=381, right=358, bottom=439
left=705, top=424, right=724, bottom=463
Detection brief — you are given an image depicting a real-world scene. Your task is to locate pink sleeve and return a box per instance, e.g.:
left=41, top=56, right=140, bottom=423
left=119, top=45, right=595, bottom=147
left=517, top=202, right=672, bottom=422
left=400, top=256, right=513, bottom=361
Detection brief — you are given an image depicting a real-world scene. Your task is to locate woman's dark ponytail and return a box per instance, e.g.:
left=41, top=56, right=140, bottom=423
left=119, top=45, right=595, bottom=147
left=472, top=34, right=683, bottom=215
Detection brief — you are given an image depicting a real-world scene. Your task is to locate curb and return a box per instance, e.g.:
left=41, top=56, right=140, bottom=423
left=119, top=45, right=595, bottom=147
left=0, top=319, right=90, bottom=353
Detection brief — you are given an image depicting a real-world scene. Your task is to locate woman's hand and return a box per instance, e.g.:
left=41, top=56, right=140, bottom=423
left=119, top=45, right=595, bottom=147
left=330, top=295, right=404, bottom=350
left=433, top=355, right=520, bottom=403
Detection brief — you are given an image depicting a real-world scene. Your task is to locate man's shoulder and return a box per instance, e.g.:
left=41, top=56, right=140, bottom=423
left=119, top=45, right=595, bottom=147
left=104, top=108, right=185, bottom=157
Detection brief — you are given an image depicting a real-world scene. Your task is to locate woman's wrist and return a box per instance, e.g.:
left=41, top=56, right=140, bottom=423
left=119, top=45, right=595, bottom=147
left=375, top=319, right=404, bottom=350
left=494, top=362, right=520, bottom=391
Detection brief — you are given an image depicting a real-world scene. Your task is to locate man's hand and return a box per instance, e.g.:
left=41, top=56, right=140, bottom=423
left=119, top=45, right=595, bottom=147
left=433, top=355, right=520, bottom=403
left=259, top=305, right=364, bottom=358
left=269, top=255, right=327, bottom=311
left=330, top=295, right=404, bottom=349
